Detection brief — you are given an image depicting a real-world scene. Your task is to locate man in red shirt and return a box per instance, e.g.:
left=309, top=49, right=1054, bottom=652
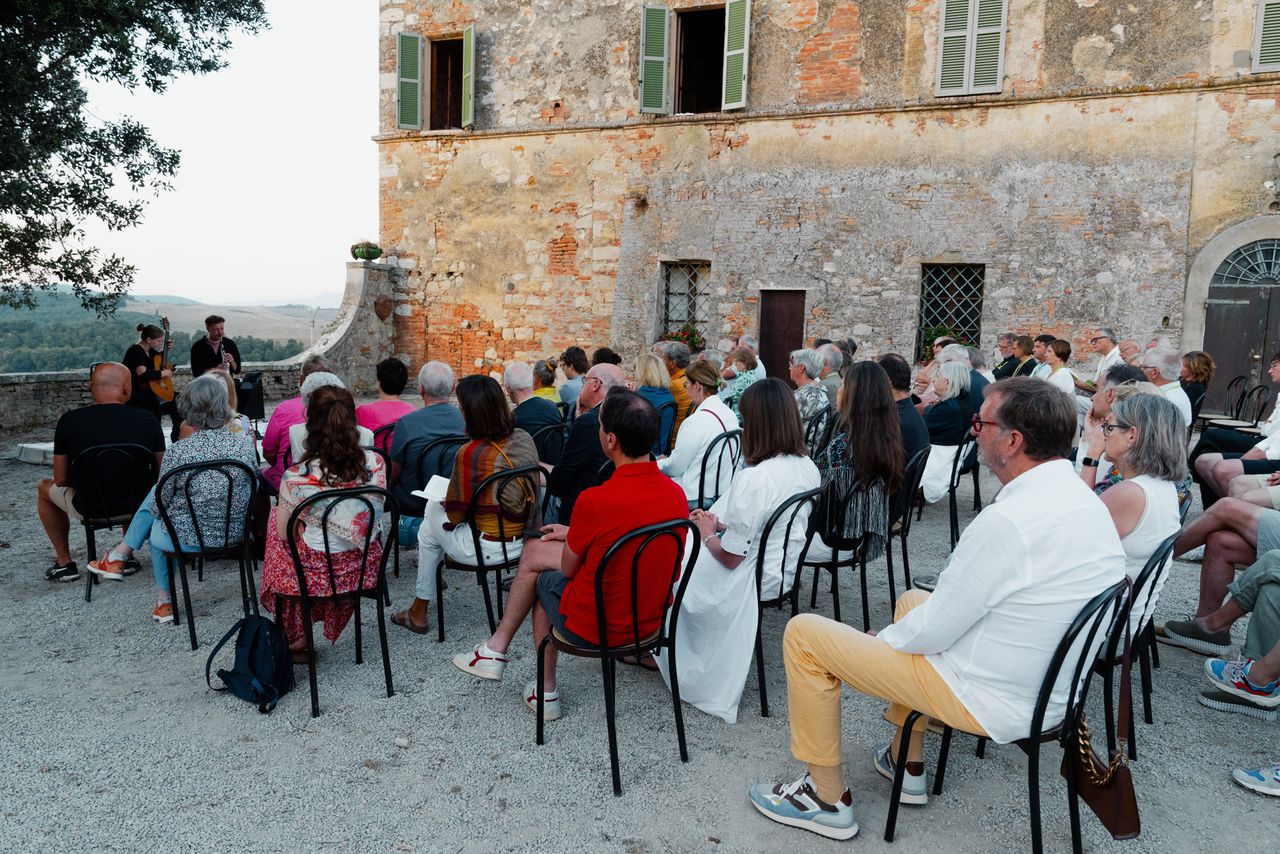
left=453, top=387, right=689, bottom=720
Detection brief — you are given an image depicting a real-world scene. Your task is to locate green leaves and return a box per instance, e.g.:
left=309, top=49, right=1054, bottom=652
left=0, top=0, right=267, bottom=315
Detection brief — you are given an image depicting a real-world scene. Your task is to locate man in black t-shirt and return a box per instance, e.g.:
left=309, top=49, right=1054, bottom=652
left=876, top=353, right=931, bottom=461
left=38, top=363, right=166, bottom=582
left=189, top=314, right=241, bottom=377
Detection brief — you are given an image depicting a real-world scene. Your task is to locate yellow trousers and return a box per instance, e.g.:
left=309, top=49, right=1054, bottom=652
left=784, top=590, right=988, bottom=767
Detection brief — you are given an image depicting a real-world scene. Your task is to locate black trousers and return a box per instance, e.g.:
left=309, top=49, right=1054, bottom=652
left=1191, top=428, right=1271, bottom=507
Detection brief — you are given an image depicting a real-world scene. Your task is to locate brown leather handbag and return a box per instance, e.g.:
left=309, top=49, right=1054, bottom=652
left=1060, top=606, right=1140, bottom=840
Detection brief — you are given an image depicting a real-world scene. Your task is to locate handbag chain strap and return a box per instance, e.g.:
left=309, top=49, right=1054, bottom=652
left=1074, top=712, right=1126, bottom=785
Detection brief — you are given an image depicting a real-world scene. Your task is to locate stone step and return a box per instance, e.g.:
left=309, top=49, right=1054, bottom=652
left=16, top=442, right=54, bottom=465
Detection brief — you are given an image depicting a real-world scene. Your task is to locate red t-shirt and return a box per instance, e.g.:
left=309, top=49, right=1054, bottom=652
left=562, top=461, right=690, bottom=646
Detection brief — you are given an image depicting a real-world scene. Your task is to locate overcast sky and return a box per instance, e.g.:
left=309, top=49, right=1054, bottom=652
left=83, top=0, right=378, bottom=307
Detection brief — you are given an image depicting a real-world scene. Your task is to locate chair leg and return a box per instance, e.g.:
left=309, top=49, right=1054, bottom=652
left=885, top=545, right=898, bottom=611
left=975, top=737, right=987, bottom=758
left=949, top=490, right=959, bottom=552
left=302, top=599, right=320, bottom=718
left=809, top=565, right=820, bottom=609
left=884, top=709, right=923, bottom=843
left=1027, top=743, right=1043, bottom=854
left=1064, top=743, right=1083, bottom=854
left=900, top=534, right=912, bottom=591
left=494, top=568, right=505, bottom=622
left=84, top=526, right=97, bottom=603
left=1147, top=622, right=1161, bottom=669
left=435, top=561, right=446, bottom=644
left=535, top=634, right=551, bottom=746
left=933, top=726, right=953, bottom=795
left=971, top=466, right=981, bottom=511
left=830, top=565, right=842, bottom=624
left=178, top=560, right=198, bottom=650
left=669, top=639, right=689, bottom=762
left=197, top=557, right=204, bottom=583
left=755, top=618, right=769, bottom=718
left=603, top=655, right=622, bottom=796
left=1138, top=639, right=1154, bottom=725
left=1102, top=664, right=1117, bottom=757
left=858, top=556, right=870, bottom=633
left=478, top=570, right=498, bottom=635
left=353, top=591, right=364, bottom=666
left=376, top=576, right=394, bottom=698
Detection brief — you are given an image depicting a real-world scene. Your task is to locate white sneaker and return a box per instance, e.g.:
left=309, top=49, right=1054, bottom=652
left=524, top=680, right=561, bottom=721
left=1179, top=544, right=1205, bottom=562
left=873, top=743, right=928, bottom=804
left=451, top=642, right=508, bottom=681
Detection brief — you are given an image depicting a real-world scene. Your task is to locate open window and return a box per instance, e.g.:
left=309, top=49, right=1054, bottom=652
left=396, top=26, right=475, bottom=130
left=430, top=38, right=463, bottom=129
left=638, top=1, right=750, bottom=115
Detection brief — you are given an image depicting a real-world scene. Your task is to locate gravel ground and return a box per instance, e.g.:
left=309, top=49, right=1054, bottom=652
left=1, top=444, right=1274, bottom=853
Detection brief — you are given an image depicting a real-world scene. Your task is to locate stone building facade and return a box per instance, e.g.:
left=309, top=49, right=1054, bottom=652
left=376, top=0, right=1280, bottom=398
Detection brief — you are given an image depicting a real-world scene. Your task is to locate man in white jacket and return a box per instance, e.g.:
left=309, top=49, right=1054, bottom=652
left=747, top=378, right=1125, bottom=840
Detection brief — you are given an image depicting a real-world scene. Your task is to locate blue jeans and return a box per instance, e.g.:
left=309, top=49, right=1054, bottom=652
left=124, top=486, right=201, bottom=593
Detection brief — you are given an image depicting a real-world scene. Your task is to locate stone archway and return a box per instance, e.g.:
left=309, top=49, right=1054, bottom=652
left=1184, top=216, right=1280, bottom=350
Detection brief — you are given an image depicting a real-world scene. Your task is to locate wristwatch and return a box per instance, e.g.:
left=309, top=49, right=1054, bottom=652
left=1081, top=456, right=1100, bottom=468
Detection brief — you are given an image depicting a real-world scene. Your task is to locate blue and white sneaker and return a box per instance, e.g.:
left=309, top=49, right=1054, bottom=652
left=873, top=743, right=929, bottom=804
left=1204, top=658, right=1280, bottom=709
left=748, top=773, right=858, bottom=840
left=1233, top=761, right=1280, bottom=797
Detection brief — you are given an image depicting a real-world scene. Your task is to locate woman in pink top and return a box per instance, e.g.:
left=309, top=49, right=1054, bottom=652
left=356, top=358, right=416, bottom=450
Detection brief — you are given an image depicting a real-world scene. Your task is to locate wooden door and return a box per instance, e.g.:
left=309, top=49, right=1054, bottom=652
left=758, top=290, right=806, bottom=385
left=1203, top=286, right=1272, bottom=413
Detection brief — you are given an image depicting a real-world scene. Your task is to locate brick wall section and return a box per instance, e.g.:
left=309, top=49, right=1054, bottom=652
left=796, top=2, right=863, bottom=105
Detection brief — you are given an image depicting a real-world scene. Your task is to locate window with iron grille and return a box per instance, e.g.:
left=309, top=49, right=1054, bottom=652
left=661, top=261, right=712, bottom=337
left=1212, top=239, right=1280, bottom=286
left=916, top=264, right=985, bottom=361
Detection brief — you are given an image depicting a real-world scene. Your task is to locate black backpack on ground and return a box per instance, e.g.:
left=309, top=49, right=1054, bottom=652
left=205, top=615, right=295, bottom=714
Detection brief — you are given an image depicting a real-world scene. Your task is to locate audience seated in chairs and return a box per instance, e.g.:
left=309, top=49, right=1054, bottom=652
left=789, top=349, right=828, bottom=423
left=391, top=375, right=538, bottom=635
left=545, top=363, right=624, bottom=524
left=653, top=339, right=694, bottom=442
left=260, top=355, right=328, bottom=492
left=632, top=353, right=676, bottom=456
left=39, top=362, right=166, bottom=583
left=505, top=361, right=561, bottom=439
left=87, top=374, right=258, bottom=623
left=803, top=361, right=903, bottom=571
left=658, top=359, right=739, bottom=503
left=918, top=361, right=972, bottom=504
left=748, top=377, right=1125, bottom=840
left=388, top=361, right=466, bottom=545
left=259, top=385, right=387, bottom=657
left=452, top=388, right=688, bottom=722
left=355, top=357, right=415, bottom=445
left=531, top=358, right=560, bottom=404
left=1191, top=354, right=1280, bottom=508
left=877, top=353, right=929, bottom=461
left=659, top=379, right=820, bottom=723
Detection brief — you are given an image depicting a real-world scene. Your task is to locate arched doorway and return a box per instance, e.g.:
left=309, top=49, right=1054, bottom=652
left=1202, top=238, right=1280, bottom=412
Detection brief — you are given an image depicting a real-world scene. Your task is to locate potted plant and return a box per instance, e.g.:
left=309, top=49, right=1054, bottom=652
left=350, top=240, right=382, bottom=261
left=660, top=322, right=705, bottom=353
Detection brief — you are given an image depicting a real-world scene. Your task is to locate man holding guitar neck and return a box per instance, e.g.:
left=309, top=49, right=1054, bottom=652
left=123, top=321, right=179, bottom=436
left=190, top=314, right=241, bottom=378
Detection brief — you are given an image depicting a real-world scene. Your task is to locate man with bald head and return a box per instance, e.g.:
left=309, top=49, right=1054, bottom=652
left=39, top=362, right=166, bottom=582
left=546, top=362, right=625, bottom=523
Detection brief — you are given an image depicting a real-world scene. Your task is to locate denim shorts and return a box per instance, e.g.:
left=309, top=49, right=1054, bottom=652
left=535, top=570, right=594, bottom=647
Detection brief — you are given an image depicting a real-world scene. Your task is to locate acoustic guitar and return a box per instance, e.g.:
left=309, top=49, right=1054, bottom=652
left=149, top=316, right=175, bottom=402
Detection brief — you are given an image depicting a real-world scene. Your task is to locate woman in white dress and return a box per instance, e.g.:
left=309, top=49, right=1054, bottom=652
left=657, top=379, right=819, bottom=724
left=1043, top=339, right=1077, bottom=395
left=657, top=359, right=739, bottom=506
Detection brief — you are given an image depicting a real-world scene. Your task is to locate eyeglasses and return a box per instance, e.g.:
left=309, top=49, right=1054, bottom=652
left=970, top=414, right=1004, bottom=433
left=1089, top=336, right=1107, bottom=344
left=1100, top=422, right=1131, bottom=436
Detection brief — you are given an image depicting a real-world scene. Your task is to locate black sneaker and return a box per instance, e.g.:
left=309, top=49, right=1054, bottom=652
left=1199, top=689, right=1279, bottom=722
left=44, top=561, right=79, bottom=582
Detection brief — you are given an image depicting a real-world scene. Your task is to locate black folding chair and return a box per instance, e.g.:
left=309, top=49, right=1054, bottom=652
left=372, top=422, right=396, bottom=454
left=884, top=448, right=930, bottom=598
left=752, top=488, right=821, bottom=717
left=155, top=459, right=259, bottom=650
left=535, top=519, right=700, bottom=796
left=530, top=422, right=567, bottom=467
left=436, top=464, right=542, bottom=642
left=1209, top=384, right=1271, bottom=431
left=1196, top=373, right=1249, bottom=431
left=801, top=486, right=880, bottom=631
left=655, top=400, right=678, bottom=455
left=281, top=485, right=398, bottom=718
left=73, top=443, right=160, bottom=603
left=692, top=429, right=743, bottom=510
left=1094, top=533, right=1177, bottom=759
left=885, top=580, right=1129, bottom=854
left=946, top=438, right=980, bottom=551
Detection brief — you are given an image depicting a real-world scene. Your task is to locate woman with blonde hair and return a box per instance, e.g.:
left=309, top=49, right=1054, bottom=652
left=633, top=352, right=675, bottom=455
left=659, top=359, right=739, bottom=504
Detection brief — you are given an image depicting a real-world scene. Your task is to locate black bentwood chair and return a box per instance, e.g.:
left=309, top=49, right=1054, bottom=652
left=436, top=465, right=542, bottom=642
left=535, top=519, right=701, bottom=796
left=372, top=422, right=397, bottom=454
left=946, top=437, right=981, bottom=551
left=801, top=486, right=877, bottom=631
left=883, top=448, right=930, bottom=599
left=692, top=428, right=743, bottom=511
left=1210, top=384, right=1272, bottom=431
left=804, top=406, right=832, bottom=460
left=884, top=580, right=1129, bottom=854
left=1094, top=533, right=1177, bottom=759
left=1195, top=373, right=1248, bottom=431
left=752, top=488, right=821, bottom=717
left=530, top=421, right=568, bottom=467
left=400, top=434, right=469, bottom=521
left=154, top=459, right=259, bottom=651
left=75, top=443, right=160, bottom=603
left=283, top=485, right=399, bottom=718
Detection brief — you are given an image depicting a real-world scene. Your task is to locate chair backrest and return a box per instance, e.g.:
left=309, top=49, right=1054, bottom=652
left=556, top=401, right=571, bottom=422
left=461, top=464, right=544, bottom=567
left=372, top=422, right=396, bottom=454
left=1241, top=385, right=1272, bottom=426
left=592, top=518, right=700, bottom=658
left=890, top=447, right=931, bottom=531
left=1188, top=389, right=1207, bottom=423
left=1221, top=374, right=1249, bottom=418
left=1106, top=533, right=1177, bottom=659
left=284, top=484, right=399, bottom=599
left=410, top=434, right=469, bottom=506
left=1028, top=579, right=1129, bottom=745
left=655, top=400, right=678, bottom=455
left=155, top=458, right=258, bottom=556
left=69, top=443, right=160, bottom=523
left=804, top=406, right=832, bottom=458
left=695, top=428, right=743, bottom=510
left=754, top=488, right=821, bottom=603
left=684, top=401, right=696, bottom=421
left=530, top=422, right=567, bottom=467
left=948, top=437, right=978, bottom=489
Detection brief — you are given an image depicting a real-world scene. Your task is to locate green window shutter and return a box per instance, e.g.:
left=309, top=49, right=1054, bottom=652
left=969, top=0, right=1006, bottom=93
left=1256, top=0, right=1280, bottom=72
left=639, top=6, right=671, bottom=115
left=397, top=32, right=423, bottom=129
left=721, top=0, right=752, bottom=111
left=936, top=0, right=970, bottom=95
left=461, top=25, right=476, bottom=128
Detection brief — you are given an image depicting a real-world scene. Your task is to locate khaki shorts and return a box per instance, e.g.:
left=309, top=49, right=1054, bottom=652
left=46, top=484, right=81, bottom=520
left=1237, top=474, right=1280, bottom=510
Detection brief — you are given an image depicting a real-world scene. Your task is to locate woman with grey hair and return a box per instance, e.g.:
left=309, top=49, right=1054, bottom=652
left=968, top=347, right=995, bottom=383
left=788, top=349, right=828, bottom=421
left=1094, top=393, right=1184, bottom=631
left=88, top=374, right=259, bottom=623
left=288, top=373, right=375, bottom=462
left=918, top=362, right=973, bottom=503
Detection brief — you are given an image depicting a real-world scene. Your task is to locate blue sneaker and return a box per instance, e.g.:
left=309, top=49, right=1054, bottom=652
left=1233, top=761, right=1280, bottom=797
left=748, top=773, right=858, bottom=840
left=1204, top=658, right=1280, bottom=709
